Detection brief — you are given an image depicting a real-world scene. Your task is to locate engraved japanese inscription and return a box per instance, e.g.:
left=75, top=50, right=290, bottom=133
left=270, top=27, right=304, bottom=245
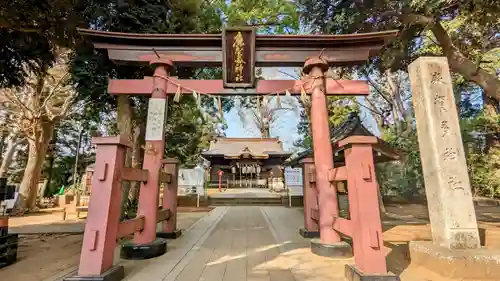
left=440, top=120, right=450, bottom=137
left=222, top=27, right=256, bottom=88
left=442, top=148, right=458, bottom=161
left=434, top=93, right=447, bottom=112
left=447, top=176, right=464, bottom=191
left=429, top=63, right=444, bottom=85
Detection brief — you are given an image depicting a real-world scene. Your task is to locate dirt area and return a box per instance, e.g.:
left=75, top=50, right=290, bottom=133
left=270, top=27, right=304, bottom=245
left=0, top=207, right=213, bottom=281
left=382, top=204, right=500, bottom=281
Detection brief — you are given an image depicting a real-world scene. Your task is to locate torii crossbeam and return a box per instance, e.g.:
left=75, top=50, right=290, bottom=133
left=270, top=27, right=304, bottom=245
left=108, top=77, right=369, bottom=96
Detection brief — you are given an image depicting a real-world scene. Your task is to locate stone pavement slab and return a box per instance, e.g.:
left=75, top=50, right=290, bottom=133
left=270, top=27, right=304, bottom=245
left=123, top=207, right=228, bottom=281
left=121, top=206, right=349, bottom=281
left=261, top=207, right=350, bottom=281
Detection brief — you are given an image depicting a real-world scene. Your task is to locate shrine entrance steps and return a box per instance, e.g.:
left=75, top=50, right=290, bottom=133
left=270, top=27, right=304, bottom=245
left=121, top=206, right=347, bottom=281
left=208, top=188, right=284, bottom=206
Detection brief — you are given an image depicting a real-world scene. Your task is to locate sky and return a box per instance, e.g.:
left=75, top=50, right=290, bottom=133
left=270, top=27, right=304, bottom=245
left=224, top=68, right=380, bottom=152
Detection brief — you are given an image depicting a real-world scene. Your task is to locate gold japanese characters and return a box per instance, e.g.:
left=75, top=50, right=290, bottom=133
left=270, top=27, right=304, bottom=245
left=233, top=31, right=245, bottom=82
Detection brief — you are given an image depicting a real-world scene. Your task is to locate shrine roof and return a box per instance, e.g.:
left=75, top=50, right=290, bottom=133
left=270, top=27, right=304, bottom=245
left=202, top=137, right=291, bottom=160
left=287, top=112, right=400, bottom=166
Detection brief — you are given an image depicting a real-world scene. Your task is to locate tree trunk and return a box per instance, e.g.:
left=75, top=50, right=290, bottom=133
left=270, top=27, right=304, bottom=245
left=44, top=133, right=57, bottom=197
left=15, top=122, right=53, bottom=212
left=483, top=94, right=500, bottom=152
left=38, top=178, right=49, bottom=201
left=262, top=124, right=270, bottom=138
left=0, top=131, right=8, bottom=157
left=0, top=135, right=24, bottom=178
left=430, top=21, right=500, bottom=100
left=377, top=183, right=386, bottom=216
left=116, top=95, right=134, bottom=219
left=128, top=120, right=145, bottom=202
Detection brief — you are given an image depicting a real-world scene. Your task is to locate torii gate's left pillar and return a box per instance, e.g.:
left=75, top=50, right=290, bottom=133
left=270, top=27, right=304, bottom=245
left=121, top=58, right=173, bottom=259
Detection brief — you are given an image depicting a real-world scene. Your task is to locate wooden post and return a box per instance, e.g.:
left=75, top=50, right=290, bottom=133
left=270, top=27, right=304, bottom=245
left=299, top=157, right=319, bottom=238
left=341, top=136, right=386, bottom=274
left=305, top=58, right=341, bottom=244
left=133, top=59, right=172, bottom=246
left=218, top=170, right=223, bottom=192
left=157, top=158, right=182, bottom=239
left=74, top=136, right=129, bottom=279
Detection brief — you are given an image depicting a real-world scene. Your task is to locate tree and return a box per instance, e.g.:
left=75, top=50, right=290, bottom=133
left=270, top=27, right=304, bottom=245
left=0, top=110, right=25, bottom=178
left=238, top=96, right=300, bottom=137
left=362, top=69, right=413, bottom=137
left=216, top=0, right=299, bottom=31
left=295, top=0, right=500, bottom=100
left=0, top=133, right=25, bottom=178
left=296, top=0, right=500, bottom=203
left=0, top=0, right=86, bottom=88
left=294, top=68, right=360, bottom=150
left=0, top=49, right=75, bottom=211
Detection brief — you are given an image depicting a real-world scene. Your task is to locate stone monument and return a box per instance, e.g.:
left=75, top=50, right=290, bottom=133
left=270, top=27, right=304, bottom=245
left=409, top=56, right=480, bottom=249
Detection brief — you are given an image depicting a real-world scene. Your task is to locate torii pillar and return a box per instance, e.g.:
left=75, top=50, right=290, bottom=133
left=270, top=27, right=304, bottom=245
left=121, top=58, right=172, bottom=259
left=305, top=58, right=352, bottom=257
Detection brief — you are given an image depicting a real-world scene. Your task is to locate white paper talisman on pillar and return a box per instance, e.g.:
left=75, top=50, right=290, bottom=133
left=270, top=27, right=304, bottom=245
left=145, top=98, right=168, bottom=141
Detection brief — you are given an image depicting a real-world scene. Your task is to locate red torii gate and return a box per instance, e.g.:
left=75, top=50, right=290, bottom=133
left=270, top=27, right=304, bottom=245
left=67, top=27, right=398, bottom=281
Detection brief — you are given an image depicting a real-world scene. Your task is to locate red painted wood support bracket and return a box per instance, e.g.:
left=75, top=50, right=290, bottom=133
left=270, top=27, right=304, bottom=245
left=369, top=228, right=381, bottom=248
left=156, top=209, right=172, bottom=223
left=309, top=172, right=316, bottom=183
left=159, top=172, right=172, bottom=184
left=96, top=163, right=108, bottom=181
left=361, top=163, right=372, bottom=181
left=327, top=166, right=348, bottom=182
left=311, top=208, right=319, bottom=221
left=117, top=216, right=145, bottom=239
left=87, top=230, right=98, bottom=251
left=120, top=167, right=149, bottom=182
left=332, top=217, right=353, bottom=237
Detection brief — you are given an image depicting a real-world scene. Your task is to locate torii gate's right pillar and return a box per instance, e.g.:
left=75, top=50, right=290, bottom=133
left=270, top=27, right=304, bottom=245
left=304, top=58, right=352, bottom=257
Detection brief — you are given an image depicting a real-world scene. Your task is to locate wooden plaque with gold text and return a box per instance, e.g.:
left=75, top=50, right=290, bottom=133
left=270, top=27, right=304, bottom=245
left=222, top=27, right=256, bottom=88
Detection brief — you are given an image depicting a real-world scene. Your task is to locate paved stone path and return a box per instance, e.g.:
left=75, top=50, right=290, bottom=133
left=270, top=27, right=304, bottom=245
left=123, top=206, right=350, bottom=281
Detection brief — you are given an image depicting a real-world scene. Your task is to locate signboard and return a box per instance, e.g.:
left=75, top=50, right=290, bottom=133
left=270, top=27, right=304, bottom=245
left=285, top=167, right=303, bottom=195
left=178, top=167, right=205, bottom=195
left=222, top=27, right=256, bottom=88
left=145, top=98, right=167, bottom=141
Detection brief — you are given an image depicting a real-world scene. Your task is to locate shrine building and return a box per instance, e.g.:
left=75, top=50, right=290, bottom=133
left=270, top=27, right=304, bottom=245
left=202, top=137, right=291, bottom=189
